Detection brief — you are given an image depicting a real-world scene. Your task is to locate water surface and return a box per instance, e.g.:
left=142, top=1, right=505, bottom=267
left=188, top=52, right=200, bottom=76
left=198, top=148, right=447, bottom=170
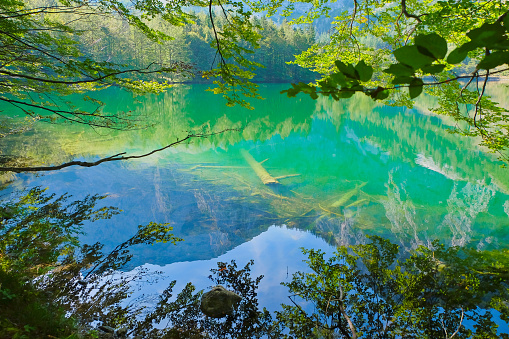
left=2, top=83, right=509, bottom=308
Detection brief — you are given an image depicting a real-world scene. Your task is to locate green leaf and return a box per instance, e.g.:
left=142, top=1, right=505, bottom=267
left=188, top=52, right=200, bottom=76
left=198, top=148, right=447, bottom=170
left=328, top=72, right=347, bottom=87
left=375, top=90, right=389, bottom=100
left=503, top=15, right=509, bottom=31
left=447, top=48, right=469, bottom=64
left=392, top=76, right=414, bottom=85
left=354, top=60, right=373, bottom=82
left=409, top=78, right=424, bottom=99
left=477, top=51, right=509, bottom=70
left=421, top=64, right=446, bottom=74
left=296, top=82, right=313, bottom=94
left=384, top=63, right=415, bottom=77
left=281, top=86, right=299, bottom=97
left=467, top=22, right=506, bottom=48
left=334, top=60, right=358, bottom=79
left=393, top=45, right=435, bottom=70
left=337, top=90, right=355, bottom=99
left=414, top=33, right=448, bottom=60
left=369, top=87, right=389, bottom=100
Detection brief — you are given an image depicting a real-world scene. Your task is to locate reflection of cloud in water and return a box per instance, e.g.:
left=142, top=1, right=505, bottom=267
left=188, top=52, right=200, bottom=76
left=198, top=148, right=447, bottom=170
left=288, top=232, right=307, bottom=241
left=441, top=181, right=495, bottom=247
left=504, top=201, right=509, bottom=218
left=415, top=153, right=463, bottom=181
left=124, top=226, right=335, bottom=313
left=381, top=172, right=428, bottom=249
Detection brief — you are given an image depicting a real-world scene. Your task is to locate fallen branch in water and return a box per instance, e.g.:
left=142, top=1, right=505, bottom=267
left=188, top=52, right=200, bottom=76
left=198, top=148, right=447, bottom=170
left=0, top=129, right=240, bottom=173
left=274, top=174, right=301, bottom=180
left=240, top=149, right=279, bottom=185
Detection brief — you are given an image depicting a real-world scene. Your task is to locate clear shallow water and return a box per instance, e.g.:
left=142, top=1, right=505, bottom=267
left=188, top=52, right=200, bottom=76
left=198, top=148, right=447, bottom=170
left=2, top=83, right=509, bottom=310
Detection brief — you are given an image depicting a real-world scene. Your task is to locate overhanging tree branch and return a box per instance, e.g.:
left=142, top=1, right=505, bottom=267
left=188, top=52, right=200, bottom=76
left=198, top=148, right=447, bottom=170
left=0, top=129, right=240, bottom=173
left=0, top=62, right=190, bottom=86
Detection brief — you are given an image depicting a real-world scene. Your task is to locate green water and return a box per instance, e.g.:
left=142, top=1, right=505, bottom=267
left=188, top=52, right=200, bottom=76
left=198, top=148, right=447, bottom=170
left=2, top=83, right=509, bottom=266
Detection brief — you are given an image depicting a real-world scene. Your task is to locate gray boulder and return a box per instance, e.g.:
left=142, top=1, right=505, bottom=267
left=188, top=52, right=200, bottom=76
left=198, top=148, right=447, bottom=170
left=200, top=285, right=242, bottom=318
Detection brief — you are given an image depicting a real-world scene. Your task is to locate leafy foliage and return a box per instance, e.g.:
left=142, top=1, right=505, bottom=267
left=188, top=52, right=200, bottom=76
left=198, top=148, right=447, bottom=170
left=0, top=187, right=276, bottom=338
left=0, top=0, right=269, bottom=125
left=0, top=0, right=193, bottom=129
left=278, top=0, right=509, bottom=159
left=0, top=187, right=181, bottom=337
left=275, top=236, right=509, bottom=338
left=2, top=189, right=509, bottom=338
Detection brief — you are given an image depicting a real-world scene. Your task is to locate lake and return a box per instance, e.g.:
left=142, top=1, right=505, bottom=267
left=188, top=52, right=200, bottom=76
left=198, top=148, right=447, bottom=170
left=2, top=83, right=509, bottom=324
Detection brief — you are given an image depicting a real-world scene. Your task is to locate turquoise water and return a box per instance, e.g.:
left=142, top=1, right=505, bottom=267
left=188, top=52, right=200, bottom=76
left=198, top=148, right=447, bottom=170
left=3, top=83, right=509, bottom=310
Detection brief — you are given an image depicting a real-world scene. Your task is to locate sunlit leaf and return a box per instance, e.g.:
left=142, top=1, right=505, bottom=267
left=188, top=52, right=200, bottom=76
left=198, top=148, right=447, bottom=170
left=393, top=45, right=434, bottom=70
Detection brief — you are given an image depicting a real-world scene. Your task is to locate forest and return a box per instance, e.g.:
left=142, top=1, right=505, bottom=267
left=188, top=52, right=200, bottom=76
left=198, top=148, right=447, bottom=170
left=73, top=10, right=317, bottom=83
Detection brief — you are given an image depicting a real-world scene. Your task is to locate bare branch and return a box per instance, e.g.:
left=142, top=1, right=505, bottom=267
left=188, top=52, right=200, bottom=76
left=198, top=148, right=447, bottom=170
left=349, top=0, right=358, bottom=36
left=337, top=283, right=358, bottom=339
left=401, top=0, right=422, bottom=23
left=400, top=0, right=424, bottom=43
left=473, top=67, right=489, bottom=129
left=209, top=0, right=227, bottom=70
left=0, top=63, right=184, bottom=86
left=0, top=4, right=89, bottom=19
left=0, top=97, right=130, bottom=130
left=449, top=308, right=464, bottom=339
left=0, top=129, right=240, bottom=173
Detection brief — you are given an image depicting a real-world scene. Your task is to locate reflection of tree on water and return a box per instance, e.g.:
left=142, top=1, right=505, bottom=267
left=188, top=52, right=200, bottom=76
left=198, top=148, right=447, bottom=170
left=3, top=84, right=509, bottom=256
left=442, top=181, right=496, bottom=247
left=380, top=173, right=501, bottom=250
left=2, top=190, right=508, bottom=337
left=0, top=188, right=274, bottom=338
left=381, top=172, right=429, bottom=250
left=277, top=236, right=509, bottom=339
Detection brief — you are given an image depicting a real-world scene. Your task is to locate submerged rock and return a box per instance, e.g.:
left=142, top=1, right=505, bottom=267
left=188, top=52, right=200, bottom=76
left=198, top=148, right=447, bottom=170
left=200, top=285, right=242, bottom=318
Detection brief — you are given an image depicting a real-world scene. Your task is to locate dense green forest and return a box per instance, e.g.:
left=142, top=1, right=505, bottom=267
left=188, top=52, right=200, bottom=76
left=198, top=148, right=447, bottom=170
left=73, top=10, right=316, bottom=83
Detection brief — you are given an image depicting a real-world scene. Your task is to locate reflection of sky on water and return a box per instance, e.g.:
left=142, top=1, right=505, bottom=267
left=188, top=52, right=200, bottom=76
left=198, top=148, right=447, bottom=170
left=127, top=225, right=334, bottom=313
left=4, top=84, right=509, bottom=333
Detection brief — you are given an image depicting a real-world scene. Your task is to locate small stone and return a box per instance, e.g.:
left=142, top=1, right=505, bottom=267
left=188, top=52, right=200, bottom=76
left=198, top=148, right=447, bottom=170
left=200, top=285, right=242, bottom=318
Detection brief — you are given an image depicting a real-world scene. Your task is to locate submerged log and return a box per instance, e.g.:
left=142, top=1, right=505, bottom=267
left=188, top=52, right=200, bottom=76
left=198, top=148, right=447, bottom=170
left=344, top=198, right=369, bottom=209
left=241, top=149, right=279, bottom=185
left=330, top=182, right=368, bottom=208
left=274, top=174, right=301, bottom=180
